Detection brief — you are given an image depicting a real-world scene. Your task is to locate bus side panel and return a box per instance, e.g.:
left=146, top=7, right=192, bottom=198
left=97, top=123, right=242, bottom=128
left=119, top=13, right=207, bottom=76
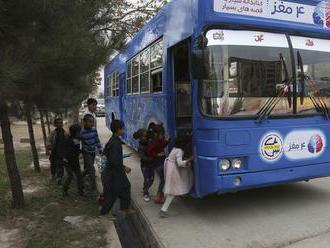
left=105, top=97, right=120, bottom=131
left=122, top=95, right=168, bottom=149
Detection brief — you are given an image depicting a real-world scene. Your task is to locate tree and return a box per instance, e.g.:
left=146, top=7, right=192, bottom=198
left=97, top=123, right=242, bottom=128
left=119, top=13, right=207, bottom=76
left=0, top=0, right=167, bottom=208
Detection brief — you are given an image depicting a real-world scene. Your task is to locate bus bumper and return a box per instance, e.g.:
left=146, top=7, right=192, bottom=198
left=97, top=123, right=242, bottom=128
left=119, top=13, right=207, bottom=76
left=218, top=163, right=330, bottom=194
left=195, top=158, right=330, bottom=197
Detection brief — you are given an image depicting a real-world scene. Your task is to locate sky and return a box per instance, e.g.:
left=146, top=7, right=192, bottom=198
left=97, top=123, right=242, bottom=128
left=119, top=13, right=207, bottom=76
left=98, top=0, right=168, bottom=93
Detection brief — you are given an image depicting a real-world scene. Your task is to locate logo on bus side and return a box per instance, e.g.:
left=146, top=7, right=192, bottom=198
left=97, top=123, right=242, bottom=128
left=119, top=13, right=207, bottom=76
left=260, top=132, right=284, bottom=162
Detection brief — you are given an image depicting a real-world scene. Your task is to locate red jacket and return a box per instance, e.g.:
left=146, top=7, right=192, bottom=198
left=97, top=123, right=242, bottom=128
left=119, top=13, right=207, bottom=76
left=146, top=138, right=168, bottom=159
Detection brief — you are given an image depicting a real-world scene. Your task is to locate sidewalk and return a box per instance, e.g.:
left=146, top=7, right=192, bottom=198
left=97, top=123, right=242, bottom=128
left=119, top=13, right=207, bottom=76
left=121, top=146, right=330, bottom=248
left=96, top=118, right=330, bottom=248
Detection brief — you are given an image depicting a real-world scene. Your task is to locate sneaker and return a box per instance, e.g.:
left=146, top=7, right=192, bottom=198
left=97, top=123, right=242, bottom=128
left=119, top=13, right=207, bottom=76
left=99, top=211, right=116, bottom=221
left=143, top=195, right=151, bottom=202
left=159, top=210, right=168, bottom=218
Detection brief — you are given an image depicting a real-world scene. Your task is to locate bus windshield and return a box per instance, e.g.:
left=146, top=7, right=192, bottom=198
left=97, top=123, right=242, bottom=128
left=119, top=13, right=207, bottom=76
left=199, top=30, right=330, bottom=119
left=291, top=35, right=330, bottom=115
left=200, top=30, right=292, bottom=118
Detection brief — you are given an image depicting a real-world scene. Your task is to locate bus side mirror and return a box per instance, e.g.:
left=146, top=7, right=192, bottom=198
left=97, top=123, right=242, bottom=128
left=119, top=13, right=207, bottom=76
left=191, top=49, right=210, bottom=80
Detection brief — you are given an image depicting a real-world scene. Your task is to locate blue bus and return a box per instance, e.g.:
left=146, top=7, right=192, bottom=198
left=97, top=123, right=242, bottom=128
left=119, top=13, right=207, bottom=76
left=104, top=0, right=330, bottom=197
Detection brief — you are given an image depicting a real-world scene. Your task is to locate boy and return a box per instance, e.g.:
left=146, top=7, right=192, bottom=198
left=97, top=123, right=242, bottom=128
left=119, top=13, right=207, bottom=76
left=46, top=116, right=68, bottom=184
left=62, top=124, right=84, bottom=196
left=100, top=120, right=132, bottom=215
left=80, top=98, right=98, bottom=128
left=81, top=114, right=102, bottom=192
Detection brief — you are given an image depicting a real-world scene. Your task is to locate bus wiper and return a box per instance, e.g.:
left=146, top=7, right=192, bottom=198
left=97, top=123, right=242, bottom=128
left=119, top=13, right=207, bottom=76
left=306, top=75, right=330, bottom=119
left=297, top=51, right=330, bottom=120
left=257, top=54, right=292, bottom=123
left=297, top=51, right=305, bottom=105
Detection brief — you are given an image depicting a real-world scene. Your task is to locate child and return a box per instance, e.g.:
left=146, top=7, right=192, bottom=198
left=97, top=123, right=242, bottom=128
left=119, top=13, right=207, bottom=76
left=80, top=98, right=98, bottom=128
left=160, top=136, right=193, bottom=218
left=62, top=124, right=84, bottom=196
left=100, top=120, right=133, bottom=215
left=146, top=124, right=169, bottom=204
left=46, top=116, right=68, bottom=184
left=133, top=129, right=154, bottom=202
left=81, top=114, right=102, bottom=192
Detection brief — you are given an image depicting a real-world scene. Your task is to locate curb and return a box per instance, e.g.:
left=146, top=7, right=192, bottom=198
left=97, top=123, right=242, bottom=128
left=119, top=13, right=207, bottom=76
left=129, top=200, right=165, bottom=248
left=111, top=199, right=164, bottom=248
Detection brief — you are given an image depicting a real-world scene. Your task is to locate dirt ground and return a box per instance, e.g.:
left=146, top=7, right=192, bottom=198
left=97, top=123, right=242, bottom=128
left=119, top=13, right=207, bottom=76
left=0, top=120, right=121, bottom=248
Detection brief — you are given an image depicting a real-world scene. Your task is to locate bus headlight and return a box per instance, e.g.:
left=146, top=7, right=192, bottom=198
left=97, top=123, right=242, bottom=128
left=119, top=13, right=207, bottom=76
left=219, top=159, right=231, bottom=171
left=232, top=159, right=243, bottom=169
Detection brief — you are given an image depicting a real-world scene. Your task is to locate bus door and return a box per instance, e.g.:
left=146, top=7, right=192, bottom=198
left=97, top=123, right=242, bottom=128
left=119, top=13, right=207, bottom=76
left=172, top=41, right=193, bottom=139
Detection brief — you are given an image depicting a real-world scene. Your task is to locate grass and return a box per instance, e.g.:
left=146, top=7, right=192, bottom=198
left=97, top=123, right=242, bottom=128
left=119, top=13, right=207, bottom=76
left=0, top=148, right=109, bottom=248
left=0, top=149, right=32, bottom=217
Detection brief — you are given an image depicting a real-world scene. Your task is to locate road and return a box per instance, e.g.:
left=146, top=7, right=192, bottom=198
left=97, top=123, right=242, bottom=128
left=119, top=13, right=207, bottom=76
left=97, top=117, right=330, bottom=248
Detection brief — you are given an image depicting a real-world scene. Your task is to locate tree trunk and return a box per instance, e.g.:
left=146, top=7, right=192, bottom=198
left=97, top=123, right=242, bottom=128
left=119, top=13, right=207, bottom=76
left=0, top=100, right=25, bottom=208
left=39, top=109, right=47, bottom=151
left=25, top=104, right=40, bottom=172
left=45, top=110, right=51, bottom=135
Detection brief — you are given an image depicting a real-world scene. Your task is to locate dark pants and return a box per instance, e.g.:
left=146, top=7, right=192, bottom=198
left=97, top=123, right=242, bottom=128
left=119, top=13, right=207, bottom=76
left=63, top=157, right=83, bottom=194
left=50, top=153, right=64, bottom=179
left=155, top=164, right=165, bottom=193
left=154, top=157, right=165, bottom=193
left=100, top=170, right=131, bottom=215
left=56, top=159, right=65, bottom=179
left=141, top=165, right=154, bottom=196
left=82, top=152, right=96, bottom=191
left=50, top=155, right=57, bottom=178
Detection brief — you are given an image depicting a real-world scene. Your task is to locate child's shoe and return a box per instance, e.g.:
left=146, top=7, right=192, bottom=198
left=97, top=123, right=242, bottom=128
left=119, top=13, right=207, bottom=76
left=143, top=194, right=151, bottom=202
left=154, top=192, right=162, bottom=204
left=159, top=210, right=168, bottom=218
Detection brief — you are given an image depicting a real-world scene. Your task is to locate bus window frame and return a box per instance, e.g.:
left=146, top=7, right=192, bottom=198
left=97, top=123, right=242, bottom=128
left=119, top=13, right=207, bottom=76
left=195, top=25, right=329, bottom=121
left=125, top=37, right=164, bottom=96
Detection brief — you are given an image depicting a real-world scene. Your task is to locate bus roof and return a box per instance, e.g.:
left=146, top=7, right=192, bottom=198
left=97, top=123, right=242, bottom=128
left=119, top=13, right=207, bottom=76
left=105, top=0, right=330, bottom=75
left=105, top=0, right=197, bottom=75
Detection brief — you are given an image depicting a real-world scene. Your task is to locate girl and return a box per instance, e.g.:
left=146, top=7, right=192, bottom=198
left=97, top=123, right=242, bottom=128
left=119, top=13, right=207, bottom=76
left=160, top=136, right=193, bottom=218
left=146, top=125, right=169, bottom=204
left=133, top=128, right=154, bottom=202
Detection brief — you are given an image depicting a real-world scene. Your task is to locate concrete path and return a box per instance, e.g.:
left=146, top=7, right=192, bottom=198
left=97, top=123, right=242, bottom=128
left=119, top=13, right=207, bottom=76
left=98, top=117, right=330, bottom=248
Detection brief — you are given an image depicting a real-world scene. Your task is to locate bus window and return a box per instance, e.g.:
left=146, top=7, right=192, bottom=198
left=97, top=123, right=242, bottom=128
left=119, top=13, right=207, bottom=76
left=132, top=56, right=140, bottom=94
left=151, top=40, right=163, bottom=92
left=127, top=62, right=132, bottom=95
left=140, top=49, right=150, bottom=93
left=151, top=68, right=163, bottom=92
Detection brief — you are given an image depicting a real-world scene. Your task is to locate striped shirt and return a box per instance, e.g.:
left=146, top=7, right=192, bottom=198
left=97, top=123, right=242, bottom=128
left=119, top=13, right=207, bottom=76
left=81, top=127, right=102, bottom=153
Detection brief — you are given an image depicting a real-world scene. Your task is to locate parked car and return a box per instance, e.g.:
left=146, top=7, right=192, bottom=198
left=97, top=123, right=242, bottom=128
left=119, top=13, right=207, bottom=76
left=95, top=99, right=105, bottom=117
